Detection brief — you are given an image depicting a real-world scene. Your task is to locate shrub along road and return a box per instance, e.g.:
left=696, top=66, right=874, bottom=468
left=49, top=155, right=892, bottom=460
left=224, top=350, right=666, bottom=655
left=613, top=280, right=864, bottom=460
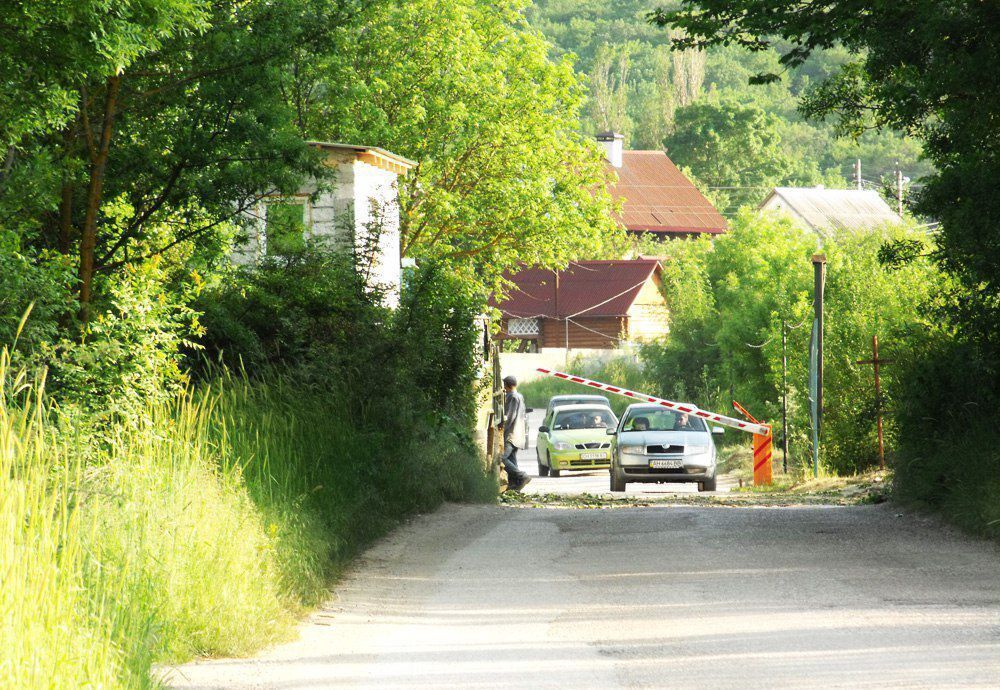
left=164, top=502, right=1000, bottom=688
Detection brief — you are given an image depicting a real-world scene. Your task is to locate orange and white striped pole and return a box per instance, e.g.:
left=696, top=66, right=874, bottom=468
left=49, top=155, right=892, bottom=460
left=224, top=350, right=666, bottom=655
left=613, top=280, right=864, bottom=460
left=536, top=368, right=770, bottom=435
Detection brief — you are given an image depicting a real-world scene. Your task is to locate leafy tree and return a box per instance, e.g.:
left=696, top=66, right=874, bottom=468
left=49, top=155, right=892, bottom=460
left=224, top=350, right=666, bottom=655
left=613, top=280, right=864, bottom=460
left=526, top=1, right=933, bottom=186
left=2, top=0, right=363, bottom=323
left=0, top=0, right=209, bottom=151
left=589, top=43, right=634, bottom=133
left=643, top=211, right=941, bottom=473
left=296, top=0, right=620, bottom=293
left=654, top=0, right=1000, bottom=350
left=664, top=101, right=829, bottom=212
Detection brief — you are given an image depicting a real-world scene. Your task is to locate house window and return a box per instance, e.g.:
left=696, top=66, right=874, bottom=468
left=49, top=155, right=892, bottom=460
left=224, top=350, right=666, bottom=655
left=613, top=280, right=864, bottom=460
left=266, top=200, right=307, bottom=255
left=507, top=318, right=540, bottom=337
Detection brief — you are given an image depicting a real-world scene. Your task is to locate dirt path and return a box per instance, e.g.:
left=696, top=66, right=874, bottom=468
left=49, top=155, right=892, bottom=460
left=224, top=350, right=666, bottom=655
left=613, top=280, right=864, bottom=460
left=163, top=501, right=1000, bottom=689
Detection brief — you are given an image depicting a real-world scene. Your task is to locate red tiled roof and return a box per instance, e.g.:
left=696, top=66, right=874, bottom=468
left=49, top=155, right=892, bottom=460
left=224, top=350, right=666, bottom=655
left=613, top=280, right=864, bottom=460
left=493, top=260, right=661, bottom=319
left=611, top=151, right=727, bottom=235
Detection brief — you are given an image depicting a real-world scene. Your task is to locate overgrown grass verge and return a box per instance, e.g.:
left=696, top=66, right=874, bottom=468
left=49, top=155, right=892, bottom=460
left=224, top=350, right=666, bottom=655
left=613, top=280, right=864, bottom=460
left=718, top=445, right=890, bottom=503
left=1, top=363, right=495, bottom=689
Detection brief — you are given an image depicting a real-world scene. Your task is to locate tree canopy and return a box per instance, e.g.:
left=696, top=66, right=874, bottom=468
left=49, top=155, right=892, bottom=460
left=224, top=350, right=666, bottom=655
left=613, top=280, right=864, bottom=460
left=654, top=0, right=1000, bottom=351
left=526, top=0, right=932, bottom=198
left=297, top=0, right=620, bottom=292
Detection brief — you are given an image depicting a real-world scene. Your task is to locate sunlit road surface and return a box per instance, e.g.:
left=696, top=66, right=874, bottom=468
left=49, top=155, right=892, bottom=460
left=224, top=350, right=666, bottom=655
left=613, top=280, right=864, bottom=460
left=165, top=478, right=1000, bottom=688
left=518, top=408, right=738, bottom=496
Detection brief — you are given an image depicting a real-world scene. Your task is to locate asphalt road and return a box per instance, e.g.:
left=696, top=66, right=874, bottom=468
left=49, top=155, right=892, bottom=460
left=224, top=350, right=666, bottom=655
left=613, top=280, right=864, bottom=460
left=517, top=409, right=738, bottom=496
left=164, top=503, right=1000, bottom=689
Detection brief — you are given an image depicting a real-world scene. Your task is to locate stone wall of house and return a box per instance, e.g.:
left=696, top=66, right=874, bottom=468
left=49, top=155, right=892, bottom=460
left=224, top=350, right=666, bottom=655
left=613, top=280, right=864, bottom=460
left=305, top=149, right=356, bottom=252
left=351, top=159, right=402, bottom=308
left=230, top=148, right=404, bottom=307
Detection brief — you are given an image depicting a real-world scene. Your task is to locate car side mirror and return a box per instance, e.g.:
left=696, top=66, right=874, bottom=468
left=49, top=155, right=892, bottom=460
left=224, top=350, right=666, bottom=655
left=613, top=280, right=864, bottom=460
left=538, top=426, right=549, bottom=433
left=712, top=426, right=725, bottom=435
left=606, top=428, right=617, bottom=435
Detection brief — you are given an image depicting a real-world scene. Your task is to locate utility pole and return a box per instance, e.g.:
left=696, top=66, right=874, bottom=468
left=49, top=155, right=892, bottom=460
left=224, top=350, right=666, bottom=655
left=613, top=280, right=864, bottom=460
left=896, top=165, right=904, bottom=216
left=781, top=318, right=789, bottom=474
left=810, top=254, right=827, bottom=478
left=855, top=159, right=862, bottom=191
left=857, top=335, right=894, bottom=470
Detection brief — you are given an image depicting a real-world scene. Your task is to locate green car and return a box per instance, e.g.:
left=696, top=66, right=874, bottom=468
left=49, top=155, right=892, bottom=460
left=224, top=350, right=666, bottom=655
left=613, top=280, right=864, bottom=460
left=536, top=404, right=619, bottom=477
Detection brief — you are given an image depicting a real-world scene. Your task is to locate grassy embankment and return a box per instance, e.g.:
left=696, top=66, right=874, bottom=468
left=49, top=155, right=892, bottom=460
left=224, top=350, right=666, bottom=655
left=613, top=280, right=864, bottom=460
left=1, top=360, right=494, bottom=689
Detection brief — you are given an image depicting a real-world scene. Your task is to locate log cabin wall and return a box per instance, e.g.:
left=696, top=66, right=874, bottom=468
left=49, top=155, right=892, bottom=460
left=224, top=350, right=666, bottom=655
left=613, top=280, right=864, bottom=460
left=540, top=316, right=625, bottom=349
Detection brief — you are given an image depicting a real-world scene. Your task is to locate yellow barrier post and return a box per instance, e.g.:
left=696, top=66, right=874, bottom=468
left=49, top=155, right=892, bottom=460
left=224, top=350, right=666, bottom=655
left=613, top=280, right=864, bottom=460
left=753, top=425, right=773, bottom=486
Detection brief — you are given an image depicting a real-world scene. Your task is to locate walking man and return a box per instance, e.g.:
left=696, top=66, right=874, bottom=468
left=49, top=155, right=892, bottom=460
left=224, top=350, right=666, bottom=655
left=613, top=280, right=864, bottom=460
left=499, top=375, right=532, bottom=491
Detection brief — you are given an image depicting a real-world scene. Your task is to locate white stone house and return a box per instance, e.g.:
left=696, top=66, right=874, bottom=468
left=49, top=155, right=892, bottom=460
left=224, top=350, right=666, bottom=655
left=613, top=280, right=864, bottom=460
left=234, top=141, right=415, bottom=306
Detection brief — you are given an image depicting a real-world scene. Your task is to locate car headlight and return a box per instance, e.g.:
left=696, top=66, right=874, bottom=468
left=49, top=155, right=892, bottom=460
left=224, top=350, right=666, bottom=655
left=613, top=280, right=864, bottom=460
left=552, top=441, right=573, bottom=451
left=686, top=444, right=710, bottom=455
left=619, top=444, right=645, bottom=455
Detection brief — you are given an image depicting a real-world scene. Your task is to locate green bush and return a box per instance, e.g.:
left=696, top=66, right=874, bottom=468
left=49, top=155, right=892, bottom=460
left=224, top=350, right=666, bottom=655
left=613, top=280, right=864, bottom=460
left=195, top=246, right=381, bottom=373
left=0, top=250, right=75, bottom=359
left=893, top=334, right=1000, bottom=539
left=39, top=258, right=201, bottom=434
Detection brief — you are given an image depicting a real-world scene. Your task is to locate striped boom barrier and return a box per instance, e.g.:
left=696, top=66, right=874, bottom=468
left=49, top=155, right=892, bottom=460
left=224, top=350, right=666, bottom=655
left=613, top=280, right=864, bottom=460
left=535, top=368, right=770, bottom=436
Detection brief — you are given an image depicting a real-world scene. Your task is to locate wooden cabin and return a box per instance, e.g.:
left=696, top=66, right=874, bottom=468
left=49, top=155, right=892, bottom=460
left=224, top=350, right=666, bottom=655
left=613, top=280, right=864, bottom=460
left=493, top=259, right=669, bottom=351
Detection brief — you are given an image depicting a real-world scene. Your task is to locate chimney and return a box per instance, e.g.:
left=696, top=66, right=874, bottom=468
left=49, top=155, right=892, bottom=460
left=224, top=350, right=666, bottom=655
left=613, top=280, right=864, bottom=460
left=596, top=131, right=624, bottom=168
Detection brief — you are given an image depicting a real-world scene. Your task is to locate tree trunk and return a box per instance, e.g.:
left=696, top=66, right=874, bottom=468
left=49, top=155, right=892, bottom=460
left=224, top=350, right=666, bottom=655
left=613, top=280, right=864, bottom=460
left=78, top=74, right=122, bottom=324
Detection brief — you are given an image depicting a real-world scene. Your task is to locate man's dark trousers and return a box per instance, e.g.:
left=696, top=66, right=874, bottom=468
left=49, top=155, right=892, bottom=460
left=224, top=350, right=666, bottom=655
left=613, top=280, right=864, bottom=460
left=502, top=441, right=527, bottom=486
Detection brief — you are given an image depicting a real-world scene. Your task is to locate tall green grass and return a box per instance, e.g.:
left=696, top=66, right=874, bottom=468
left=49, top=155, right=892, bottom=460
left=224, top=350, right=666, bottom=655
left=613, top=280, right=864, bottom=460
left=0, top=359, right=494, bottom=688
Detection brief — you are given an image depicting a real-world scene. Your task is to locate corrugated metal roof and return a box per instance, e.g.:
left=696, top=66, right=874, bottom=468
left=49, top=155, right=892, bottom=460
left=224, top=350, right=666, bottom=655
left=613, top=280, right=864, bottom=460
left=760, top=187, right=902, bottom=234
left=307, top=141, right=417, bottom=169
left=611, top=151, right=727, bottom=235
left=492, top=260, right=662, bottom=319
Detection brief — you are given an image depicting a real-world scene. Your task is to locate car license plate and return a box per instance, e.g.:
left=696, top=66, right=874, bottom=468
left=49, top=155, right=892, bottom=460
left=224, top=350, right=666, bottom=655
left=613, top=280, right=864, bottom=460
left=649, top=459, right=683, bottom=469
left=580, top=451, right=606, bottom=460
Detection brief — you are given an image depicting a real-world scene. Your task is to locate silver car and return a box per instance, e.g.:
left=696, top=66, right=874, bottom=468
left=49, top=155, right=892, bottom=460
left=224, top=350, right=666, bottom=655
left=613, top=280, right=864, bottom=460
left=608, top=403, right=725, bottom=492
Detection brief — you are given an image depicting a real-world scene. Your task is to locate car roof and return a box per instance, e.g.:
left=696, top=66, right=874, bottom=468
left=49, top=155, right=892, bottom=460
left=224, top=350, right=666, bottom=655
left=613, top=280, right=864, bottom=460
left=550, top=394, right=609, bottom=402
left=552, top=403, right=617, bottom=414
left=623, top=403, right=698, bottom=414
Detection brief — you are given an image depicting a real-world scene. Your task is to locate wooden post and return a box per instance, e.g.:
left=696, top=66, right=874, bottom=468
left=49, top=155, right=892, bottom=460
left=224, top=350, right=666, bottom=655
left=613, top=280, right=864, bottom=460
left=781, top=319, right=789, bottom=474
left=857, top=335, right=894, bottom=470
left=811, top=254, right=826, bottom=478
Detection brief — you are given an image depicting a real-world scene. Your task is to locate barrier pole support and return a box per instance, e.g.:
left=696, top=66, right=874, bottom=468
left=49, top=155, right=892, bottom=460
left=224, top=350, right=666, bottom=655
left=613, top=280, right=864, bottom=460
left=753, top=425, right=773, bottom=486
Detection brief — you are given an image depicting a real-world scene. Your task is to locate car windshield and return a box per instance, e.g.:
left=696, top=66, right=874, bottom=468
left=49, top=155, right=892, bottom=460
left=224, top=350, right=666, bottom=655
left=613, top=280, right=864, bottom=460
left=552, top=409, right=617, bottom=431
left=622, top=409, right=707, bottom=432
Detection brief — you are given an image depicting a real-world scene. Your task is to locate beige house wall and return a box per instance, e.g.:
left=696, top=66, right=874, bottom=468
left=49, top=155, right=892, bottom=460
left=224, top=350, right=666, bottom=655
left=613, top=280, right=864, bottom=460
left=626, top=274, right=669, bottom=342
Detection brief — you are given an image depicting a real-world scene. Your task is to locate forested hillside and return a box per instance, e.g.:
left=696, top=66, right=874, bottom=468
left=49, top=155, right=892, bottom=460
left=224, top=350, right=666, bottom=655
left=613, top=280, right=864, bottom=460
left=526, top=0, right=934, bottom=212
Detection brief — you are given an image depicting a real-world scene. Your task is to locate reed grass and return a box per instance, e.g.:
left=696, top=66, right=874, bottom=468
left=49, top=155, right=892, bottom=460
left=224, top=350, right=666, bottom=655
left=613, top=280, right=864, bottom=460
left=0, top=355, right=494, bottom=688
